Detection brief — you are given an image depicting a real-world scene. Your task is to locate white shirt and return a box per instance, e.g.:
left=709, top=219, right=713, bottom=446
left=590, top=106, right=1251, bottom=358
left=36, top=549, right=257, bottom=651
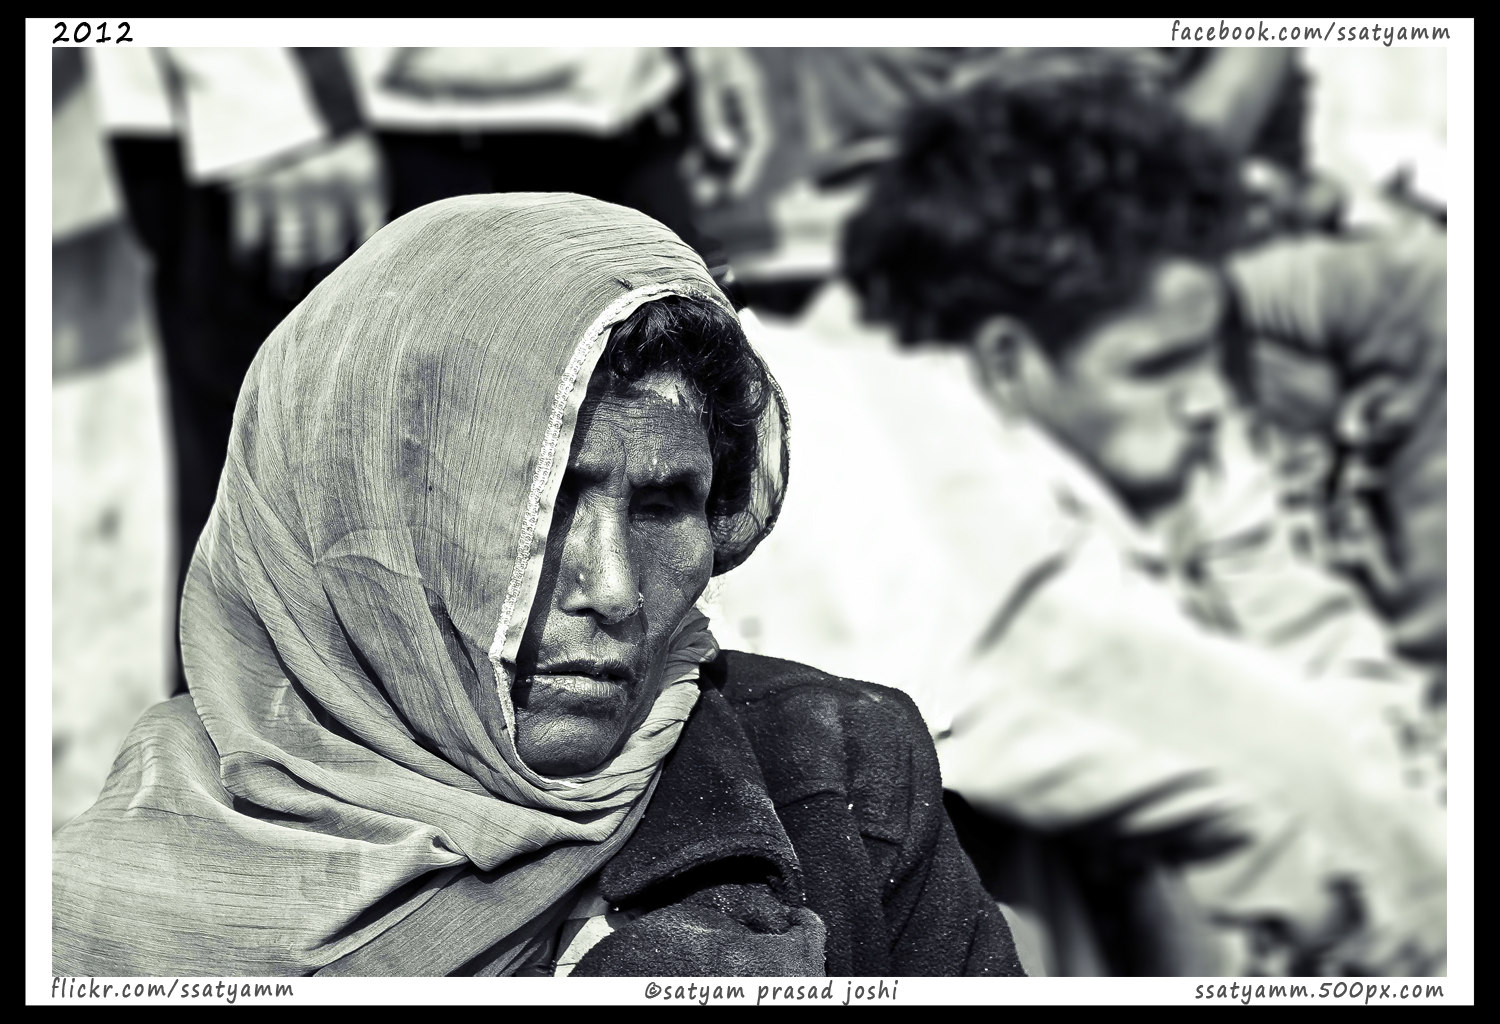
left=90, top=48, right=326, bottom=182
left=347, top=48, right=681, bottom=136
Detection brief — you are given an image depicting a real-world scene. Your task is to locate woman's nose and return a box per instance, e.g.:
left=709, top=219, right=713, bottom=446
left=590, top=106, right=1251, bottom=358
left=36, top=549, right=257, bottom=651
left=559, top=502, right=640, bottom=626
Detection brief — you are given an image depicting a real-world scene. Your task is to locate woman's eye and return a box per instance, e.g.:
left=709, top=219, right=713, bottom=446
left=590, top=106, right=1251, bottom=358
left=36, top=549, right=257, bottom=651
left=634, top=484, right=700, bottom=520
left=554, top=476, right=580, bottom=515
left=634, top=491, right=678, bottom=517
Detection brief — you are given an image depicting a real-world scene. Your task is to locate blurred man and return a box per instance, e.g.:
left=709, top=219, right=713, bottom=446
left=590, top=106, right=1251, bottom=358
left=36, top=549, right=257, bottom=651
left=712, top=67, right=1443, bottom=976
left=92, top=47, right=770, bottom=696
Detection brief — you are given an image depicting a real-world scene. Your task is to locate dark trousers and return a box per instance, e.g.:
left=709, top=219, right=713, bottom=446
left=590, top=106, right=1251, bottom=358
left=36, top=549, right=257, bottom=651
left=380, top=107, right=718, bottom=261
left=112, top=114, right=710, bottom=697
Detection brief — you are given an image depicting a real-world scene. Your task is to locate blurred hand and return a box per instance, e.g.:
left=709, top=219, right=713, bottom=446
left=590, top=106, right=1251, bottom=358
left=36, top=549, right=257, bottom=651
left=686, top=48, right=773, bottom=201
left=226, top=131, right=387, bottom=293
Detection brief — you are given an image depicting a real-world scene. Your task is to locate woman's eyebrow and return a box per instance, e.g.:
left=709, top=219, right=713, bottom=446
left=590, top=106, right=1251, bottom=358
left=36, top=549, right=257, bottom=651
left=634, top=463, right=712, bottom=499
left=562, top=460, right=612, bottom=487
left=638, top=464, right=710, bottom=487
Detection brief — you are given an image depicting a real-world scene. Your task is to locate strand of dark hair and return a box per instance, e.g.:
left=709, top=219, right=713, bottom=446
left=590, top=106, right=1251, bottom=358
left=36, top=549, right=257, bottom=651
left=595, top=295, right=771, bottom=536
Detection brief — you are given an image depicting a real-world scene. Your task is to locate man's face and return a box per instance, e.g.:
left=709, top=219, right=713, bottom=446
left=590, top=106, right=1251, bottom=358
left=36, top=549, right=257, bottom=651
left=1025, top=258, right=1231, bottom=519
left=512, top=369, right=716, bottom=777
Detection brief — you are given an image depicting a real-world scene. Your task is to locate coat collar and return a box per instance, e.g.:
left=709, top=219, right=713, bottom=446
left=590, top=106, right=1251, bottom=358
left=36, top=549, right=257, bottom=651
left=597, top=672, right=805, bottom=908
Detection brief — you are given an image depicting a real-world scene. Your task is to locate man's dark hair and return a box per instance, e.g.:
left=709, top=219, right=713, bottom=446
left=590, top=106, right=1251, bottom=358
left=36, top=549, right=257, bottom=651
left=842, top=68, right=1245, bottom=359
left=595, top=295, right=777, bottom=568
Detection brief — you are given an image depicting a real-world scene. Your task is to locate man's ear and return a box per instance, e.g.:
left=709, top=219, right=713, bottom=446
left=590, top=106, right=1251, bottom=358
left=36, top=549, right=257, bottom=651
left=971, top=316, right=1036, bottom=417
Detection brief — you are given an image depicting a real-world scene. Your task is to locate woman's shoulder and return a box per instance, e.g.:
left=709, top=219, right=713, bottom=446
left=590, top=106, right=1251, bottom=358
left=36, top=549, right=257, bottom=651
left=700, top=650, right=949, bottom=865
left=58, top=693, right=229, bottom=829
left=127, top=693, right=220, bottom=765
left=704, top=649, right=932, bottom=748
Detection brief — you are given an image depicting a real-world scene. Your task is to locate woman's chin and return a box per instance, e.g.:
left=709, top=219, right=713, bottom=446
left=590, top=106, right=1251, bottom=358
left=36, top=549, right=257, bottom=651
left=514, top=714, right=623, bottom=777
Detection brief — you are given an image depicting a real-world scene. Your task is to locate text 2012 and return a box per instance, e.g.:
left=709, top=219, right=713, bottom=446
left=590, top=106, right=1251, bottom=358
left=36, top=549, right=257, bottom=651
left=53, top=21, right=134, bottom=45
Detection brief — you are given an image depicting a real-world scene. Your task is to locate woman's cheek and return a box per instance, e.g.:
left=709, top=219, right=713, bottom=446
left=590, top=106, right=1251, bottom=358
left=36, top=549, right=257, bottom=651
left=639, top=519, right=714, bottom=611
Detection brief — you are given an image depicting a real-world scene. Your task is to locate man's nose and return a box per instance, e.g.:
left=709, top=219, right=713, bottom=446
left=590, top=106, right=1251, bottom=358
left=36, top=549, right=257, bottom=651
left=559, top=501, right=640, bottom=626
left=1175, top=368, right=1230, bottom=428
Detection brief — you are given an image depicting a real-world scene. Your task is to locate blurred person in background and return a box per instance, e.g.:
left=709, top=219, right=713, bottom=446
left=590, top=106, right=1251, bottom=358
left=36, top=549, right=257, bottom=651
left=712, top=45, right=1447, bottom=755
left=361, top=47, right=764, bottom=261
left=726, top=46, right=1444, bottom=736
left=1227, top=232, right=1448, bottom=700
left=703, top=47, right=1340, bottom=317
left=1171, top=49, right=1449, bottom=693
left=52, top=50, right=172, bottom=830
left=53, top=50, right=151, bottom=377
left=89, top=47, right=771, bottom=697
left=1236, top=48, right=1449, bottom=688
left=93, top=48, right=388, bottom=700
left=712, top=65, right=1445, bottom=976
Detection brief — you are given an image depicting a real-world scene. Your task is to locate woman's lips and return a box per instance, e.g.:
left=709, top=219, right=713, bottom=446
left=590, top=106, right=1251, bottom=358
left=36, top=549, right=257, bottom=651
left=524, top=672, right=630, bottom=706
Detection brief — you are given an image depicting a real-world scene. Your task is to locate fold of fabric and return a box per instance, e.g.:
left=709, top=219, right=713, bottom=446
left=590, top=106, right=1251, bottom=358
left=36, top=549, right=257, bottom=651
left=53, top=193, right=786, bottom=977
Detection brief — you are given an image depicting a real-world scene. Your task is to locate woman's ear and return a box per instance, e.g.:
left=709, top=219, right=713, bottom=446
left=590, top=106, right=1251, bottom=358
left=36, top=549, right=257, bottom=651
left=971, top=316, right=1036, bottom=418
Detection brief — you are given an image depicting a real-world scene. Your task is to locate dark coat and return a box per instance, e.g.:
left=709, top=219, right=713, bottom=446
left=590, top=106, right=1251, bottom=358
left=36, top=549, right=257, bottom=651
left=570, top=650, right=1025, bottom=977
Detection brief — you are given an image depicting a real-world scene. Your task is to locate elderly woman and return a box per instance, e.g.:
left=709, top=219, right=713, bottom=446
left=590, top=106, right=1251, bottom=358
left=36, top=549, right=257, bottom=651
left=52, top=194, right=1023, bottom=978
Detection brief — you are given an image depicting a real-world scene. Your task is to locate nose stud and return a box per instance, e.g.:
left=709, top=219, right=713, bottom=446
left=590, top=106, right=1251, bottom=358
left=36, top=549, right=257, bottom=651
left=578, top=566, right=646, bottom=624
left=599, top=593, right=645, bottom=627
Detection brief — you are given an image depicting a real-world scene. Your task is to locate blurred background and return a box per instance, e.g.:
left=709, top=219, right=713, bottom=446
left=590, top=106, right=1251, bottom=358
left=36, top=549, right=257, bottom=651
left=51, top=45, right=1449, bottom=837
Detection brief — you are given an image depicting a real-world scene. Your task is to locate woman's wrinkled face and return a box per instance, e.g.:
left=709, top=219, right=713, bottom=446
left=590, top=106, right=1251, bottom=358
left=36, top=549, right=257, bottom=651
left=512, top=369, right=716, bottom=777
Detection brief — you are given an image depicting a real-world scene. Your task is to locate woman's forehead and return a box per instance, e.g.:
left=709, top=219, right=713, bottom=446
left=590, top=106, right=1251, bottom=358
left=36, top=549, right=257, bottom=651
left=619, top=370, right=704, bottom=412
left=585, top=367, right=707, bottom=422
left=571, top=372, right=712, bottom=479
